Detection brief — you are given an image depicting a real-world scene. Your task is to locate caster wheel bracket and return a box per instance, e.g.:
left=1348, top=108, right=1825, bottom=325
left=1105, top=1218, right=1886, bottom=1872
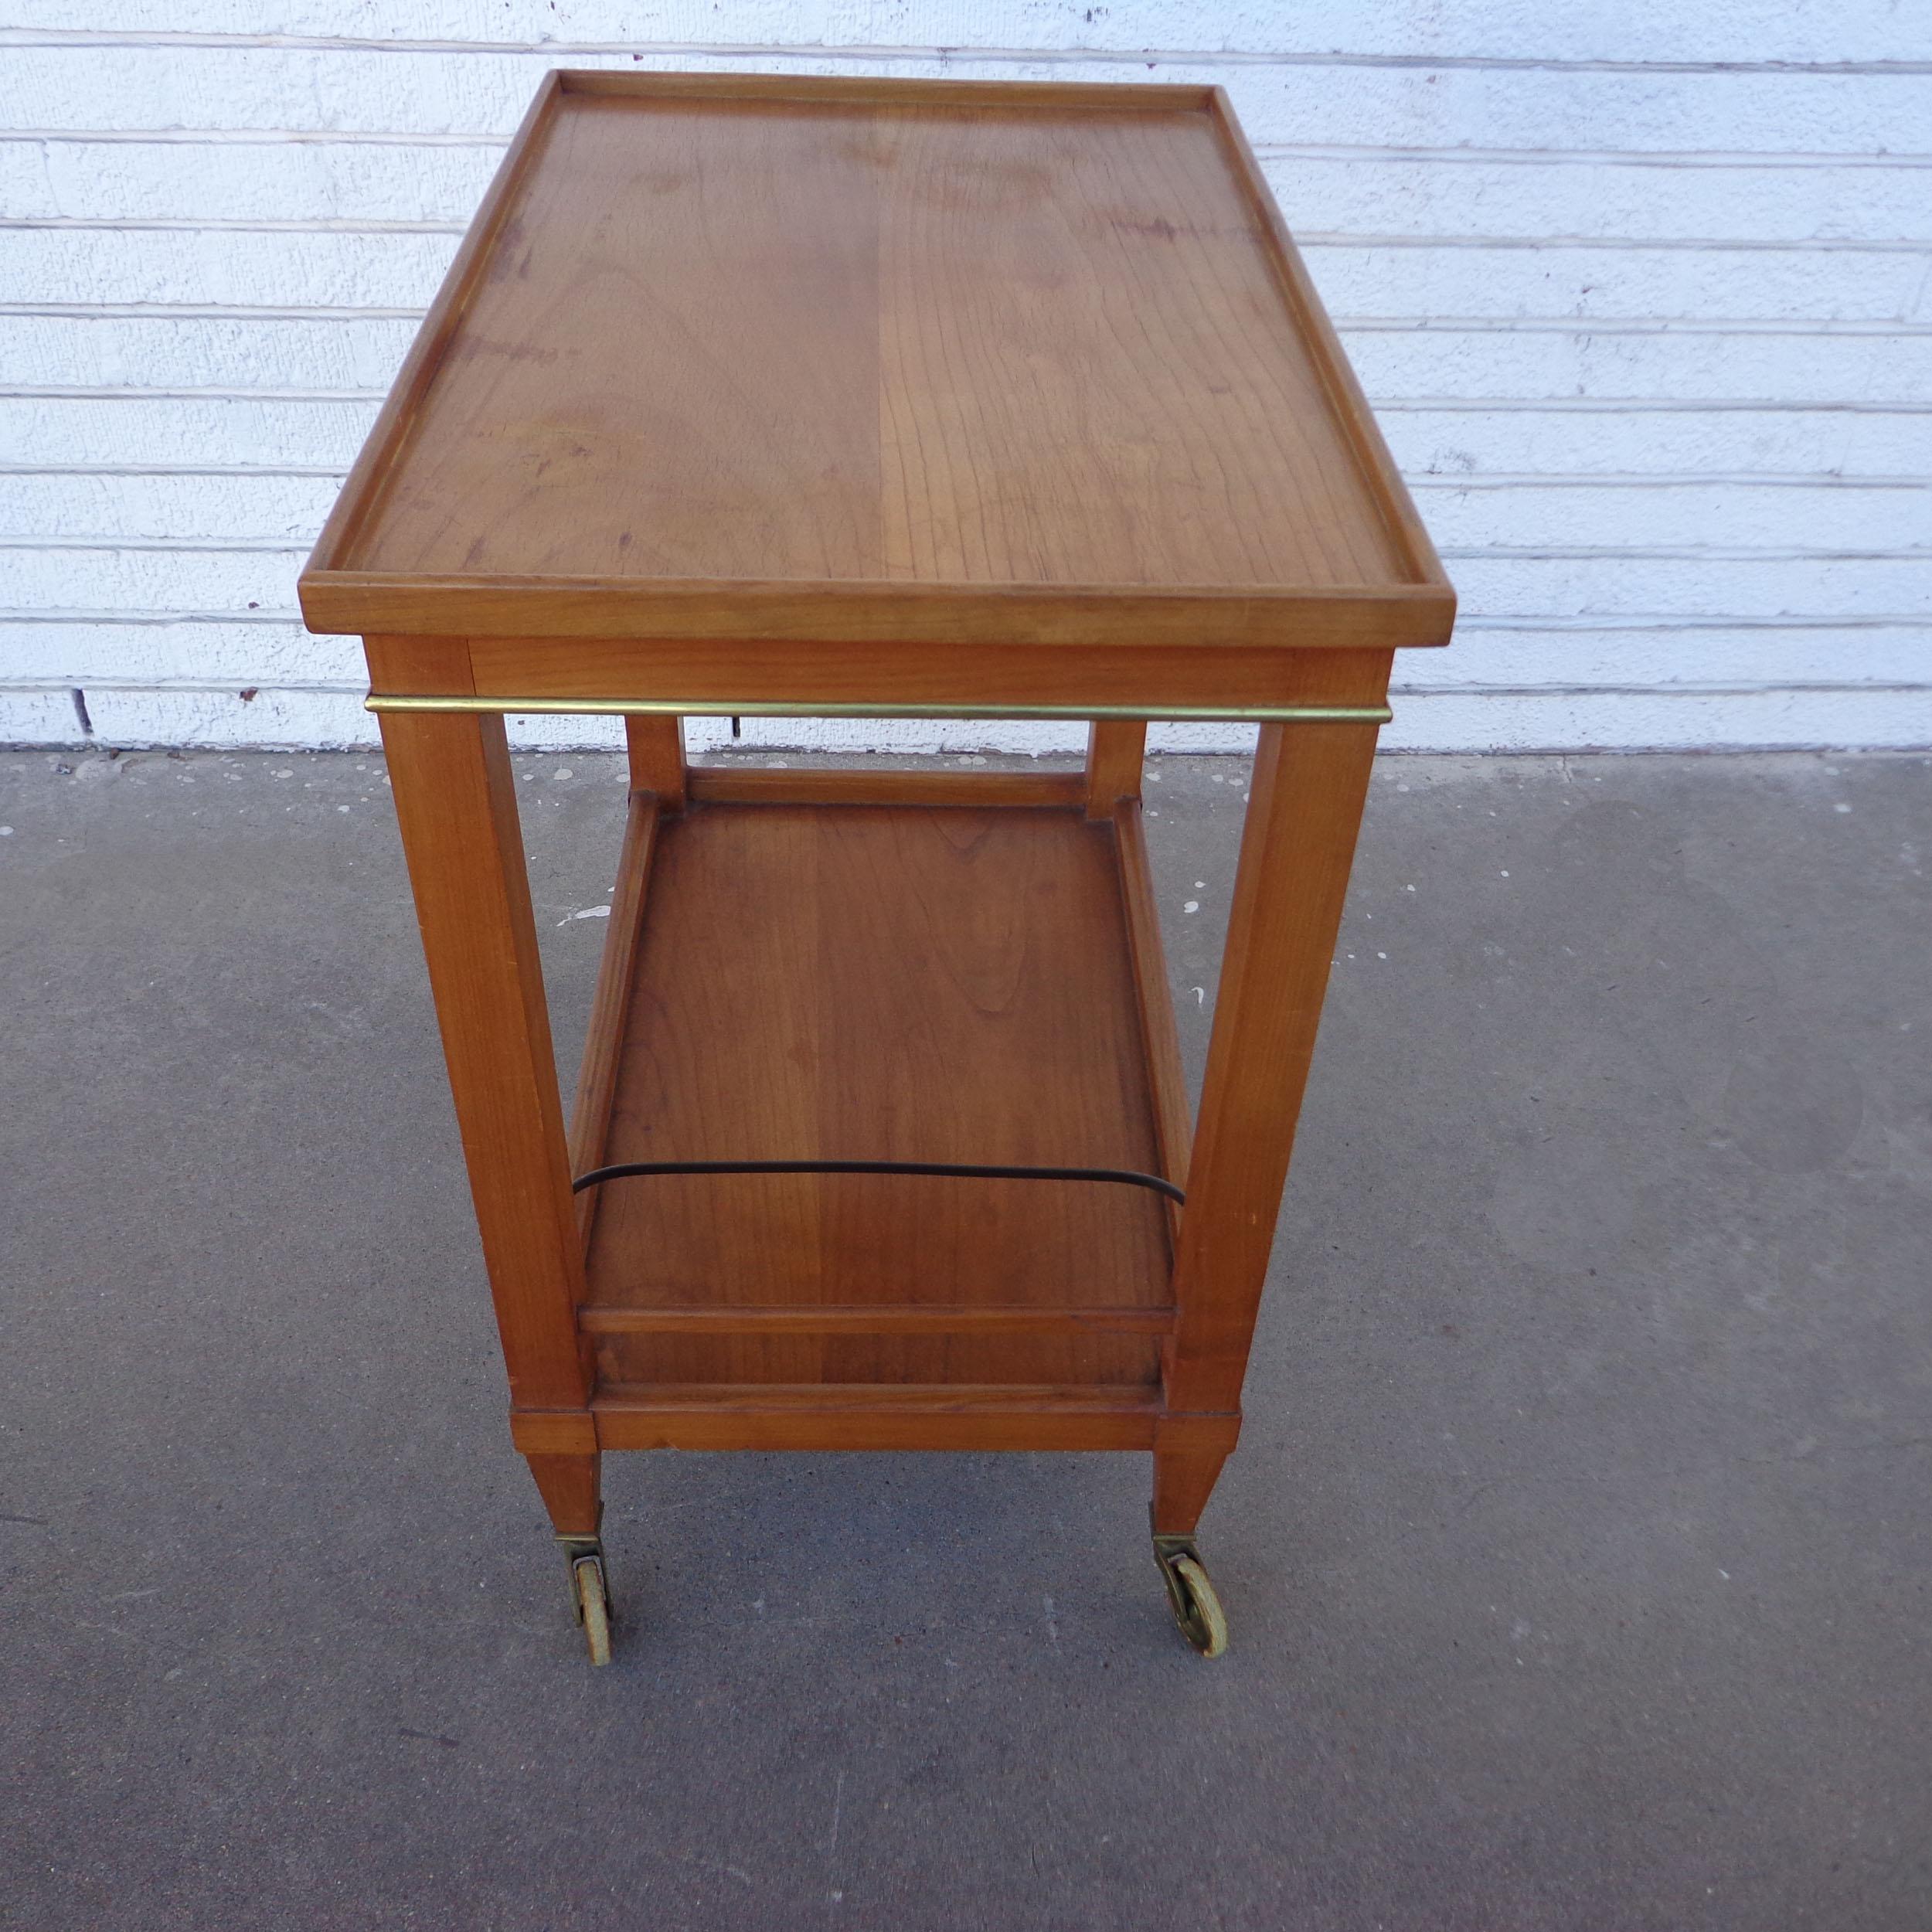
left=1151, top=1523, right=1230, bottom=1658
left=556, top=1532, right=607, bottom=1624
left=556, top=1519, right=614, bottom=1665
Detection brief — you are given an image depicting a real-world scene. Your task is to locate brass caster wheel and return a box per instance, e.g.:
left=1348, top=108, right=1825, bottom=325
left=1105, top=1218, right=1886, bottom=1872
left=1153, top=1536, right=1230, bottom=1658
left=569, top=1552, right=613, bottom=1667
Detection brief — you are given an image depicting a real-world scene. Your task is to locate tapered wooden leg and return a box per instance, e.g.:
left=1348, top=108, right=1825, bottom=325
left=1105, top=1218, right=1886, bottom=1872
left=1165, top=716, right=1383, bottom=1418
left=1083, top=719, right=1145, bottom=818
left=377, top=699, right=591, bottom=1414
left=1152, top=1443, right=1230, bottom=1537
left=526, top=1451, right=603, bottom=1539
left=625, top=715, right=685, bottom=808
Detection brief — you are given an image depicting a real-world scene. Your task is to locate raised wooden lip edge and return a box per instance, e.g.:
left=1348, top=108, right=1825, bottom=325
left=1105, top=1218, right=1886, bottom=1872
left=304, top=71, right=564, bottom=589
left=299, top=66, right=1456, bottom=644
left=305, top=575, right=1454, bottom=646
left=560, top=70, right=1218, bottom=110
left=1203, top=88, right=1452, bottom=600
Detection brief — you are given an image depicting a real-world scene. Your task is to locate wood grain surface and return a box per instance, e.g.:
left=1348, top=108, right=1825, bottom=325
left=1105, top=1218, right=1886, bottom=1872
left=376, top=696, right=592, bottom=1412
left=589, top=1380, right=1165, bottom=1453
left=1165, top=718, right=1381, bottom=1416
left=456, top=634, right=1403, bottom=709
left=580, top=798, right=1172, bottom=1389
left=303, top=73, right=1452, bottom=650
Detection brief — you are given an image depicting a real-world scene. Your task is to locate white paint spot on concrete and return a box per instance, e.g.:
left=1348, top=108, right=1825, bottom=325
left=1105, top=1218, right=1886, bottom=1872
left=0, top=826, right=12, bottom=836
left=1834, top=801, right=1852, bottom=813
left=1183, top=900, right=1199, bottom=913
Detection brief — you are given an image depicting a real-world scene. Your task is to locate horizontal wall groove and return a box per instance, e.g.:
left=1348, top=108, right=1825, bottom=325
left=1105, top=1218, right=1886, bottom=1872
left=5, top=678, right=1930, bottom=699
left=12, top=536, right=1931, bottom=566
left=13, top=217, right=1930, bottom=254
left=1343, top=318, right=1932, bottom=337
left=17, top=466, right=1932, bottom=489
left=1301, top=233, right=1932, bottom=254
left=13, top=307, right=1932, bottom=337
left=0, top=216, right=469, bottom=234
left=1375, top=400, right=1932, bottom=416
left=1386, top=682, right=1932, bottom=697
left=0, top=462, right=352, bottom=476
left=0, top=128, right=511, bottom=146
left=0, top=677, right=366, bottom=693
left=1450, top=615, right=1932, bottom=631
left=2, top=611, right=313, bottom=624
left=1444, top=545, right=1932, bottom=563
left=0, top=386, right=386, bottom=401
left=0, top=537, right=313, bottom=549
left=9, top=612, right=1930, bottom=632
left=13, top=133, right=1932, bottom=169
left=1409, top=474, right=1932, bottom=490
left=0, top=303, right=431, bottom=320
left=1250, top=145, right=1932, bottom=170
left=3, top=30, right=1930, bottom=77
left=12, top=389, right=1927, bottom=416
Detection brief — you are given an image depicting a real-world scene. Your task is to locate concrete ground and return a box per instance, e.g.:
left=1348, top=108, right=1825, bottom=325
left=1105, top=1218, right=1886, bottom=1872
left=2, top=744, right=1928, bottom=1931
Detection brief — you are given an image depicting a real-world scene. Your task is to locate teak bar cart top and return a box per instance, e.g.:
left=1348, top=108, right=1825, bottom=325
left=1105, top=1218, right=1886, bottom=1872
left=299, top=70, right=1454, bottom=1664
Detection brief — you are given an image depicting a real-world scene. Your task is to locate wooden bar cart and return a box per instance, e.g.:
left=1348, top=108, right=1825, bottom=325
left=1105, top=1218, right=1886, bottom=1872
left=298, top=72, right=1454, bottom=1664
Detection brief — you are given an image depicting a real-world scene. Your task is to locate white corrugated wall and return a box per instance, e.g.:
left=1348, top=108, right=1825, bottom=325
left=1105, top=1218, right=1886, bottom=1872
left=2, top=4, right=1928, bottom=753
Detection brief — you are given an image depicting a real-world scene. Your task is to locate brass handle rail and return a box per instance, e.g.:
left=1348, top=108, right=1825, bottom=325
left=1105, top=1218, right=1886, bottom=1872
left=366, top=693, right=1393, bottom=726
left=571, top=1157, right=1187, bottom=1206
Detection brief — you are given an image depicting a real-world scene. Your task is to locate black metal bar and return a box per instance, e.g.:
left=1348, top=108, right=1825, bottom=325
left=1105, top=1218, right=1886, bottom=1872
left=570, top=1157, right=1185, bottom=1207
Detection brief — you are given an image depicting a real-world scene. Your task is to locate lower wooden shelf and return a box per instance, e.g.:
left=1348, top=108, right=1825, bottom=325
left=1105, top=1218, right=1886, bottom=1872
left=567, top=771, right=1191, bottom=1418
